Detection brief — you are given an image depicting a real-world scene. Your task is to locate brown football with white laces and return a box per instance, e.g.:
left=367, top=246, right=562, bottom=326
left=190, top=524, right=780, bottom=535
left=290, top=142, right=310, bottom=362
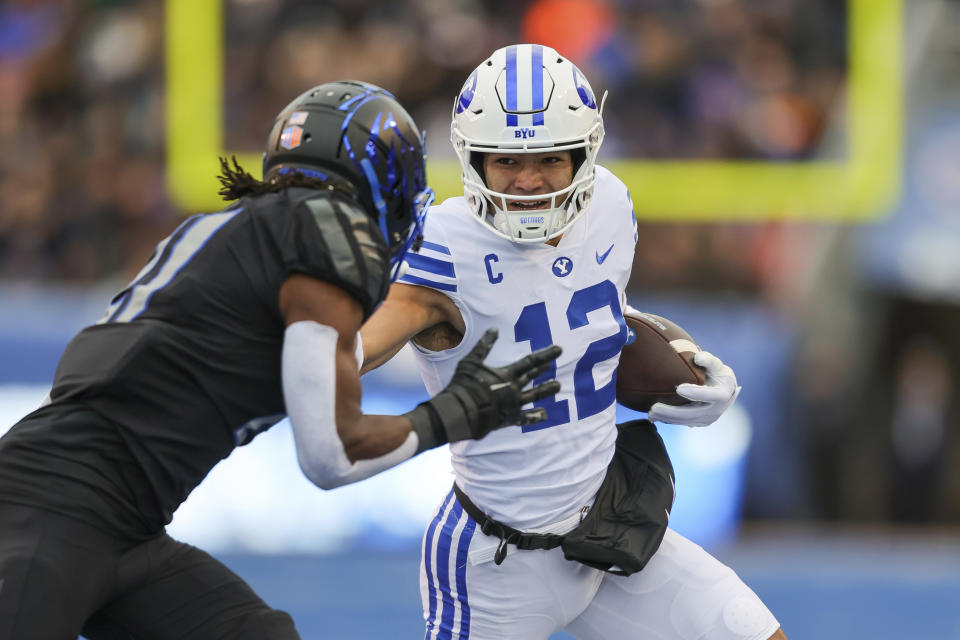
left=616, top=311, right=707, bottom=412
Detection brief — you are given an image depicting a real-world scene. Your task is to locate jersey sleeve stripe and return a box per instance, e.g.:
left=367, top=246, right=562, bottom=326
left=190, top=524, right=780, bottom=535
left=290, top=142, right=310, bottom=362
left=399, top=274, right=457, bottom=292
left=420, top=240, right=451, bottom=255
left=109, top=211, right=239, bottom=324
left=405, top=253, right=456, bottom=278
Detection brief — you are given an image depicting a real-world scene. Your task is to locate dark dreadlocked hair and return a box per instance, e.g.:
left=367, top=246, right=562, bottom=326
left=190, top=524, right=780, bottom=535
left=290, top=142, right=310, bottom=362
left=216, top=156, right=351, bottom=202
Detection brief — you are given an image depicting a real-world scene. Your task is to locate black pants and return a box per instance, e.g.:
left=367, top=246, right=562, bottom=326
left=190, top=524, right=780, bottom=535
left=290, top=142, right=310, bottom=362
left=0, top=502, right=299, bottom=640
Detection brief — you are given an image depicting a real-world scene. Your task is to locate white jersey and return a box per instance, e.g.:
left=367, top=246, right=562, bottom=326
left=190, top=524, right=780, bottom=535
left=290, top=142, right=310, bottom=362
left=399, top=166, right=638, bottom=529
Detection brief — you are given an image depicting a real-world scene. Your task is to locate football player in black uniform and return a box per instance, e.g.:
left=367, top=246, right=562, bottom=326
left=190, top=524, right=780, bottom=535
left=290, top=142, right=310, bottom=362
left=0, top=81, right=561, bottom=639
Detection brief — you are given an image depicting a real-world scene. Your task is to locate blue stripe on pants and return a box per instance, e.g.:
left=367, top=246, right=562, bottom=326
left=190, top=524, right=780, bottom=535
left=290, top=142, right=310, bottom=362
left=424, top=489, right=454, bottom=638
left=455, top=518, right=477, bottom=639
left=436, top=501, right=463, bottom=638
left=427, top=496, right=478, bottom=639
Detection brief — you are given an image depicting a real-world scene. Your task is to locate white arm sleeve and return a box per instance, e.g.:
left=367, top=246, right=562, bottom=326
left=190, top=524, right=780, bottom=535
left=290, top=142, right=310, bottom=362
left=282, top=320, right=418, bottom=490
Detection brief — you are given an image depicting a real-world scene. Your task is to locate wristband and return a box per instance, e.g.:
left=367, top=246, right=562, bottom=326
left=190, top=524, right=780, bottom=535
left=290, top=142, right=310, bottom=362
left=404, top=402, right=447, bottom=454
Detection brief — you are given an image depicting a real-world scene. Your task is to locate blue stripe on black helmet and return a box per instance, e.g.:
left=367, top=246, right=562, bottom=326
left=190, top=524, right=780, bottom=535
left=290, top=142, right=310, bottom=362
left=263, top=80, right=433, bottom=280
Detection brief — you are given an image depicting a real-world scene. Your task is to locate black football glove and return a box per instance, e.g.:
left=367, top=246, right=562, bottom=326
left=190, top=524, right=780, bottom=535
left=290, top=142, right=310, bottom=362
left=405, top=328, right=562, bottom=453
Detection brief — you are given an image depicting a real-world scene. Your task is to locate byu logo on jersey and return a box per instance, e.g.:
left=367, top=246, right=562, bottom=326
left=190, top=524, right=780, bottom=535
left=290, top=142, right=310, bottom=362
left=515, top=128, right=536, bottom=139
left=552, top=257, right=573, bottom=277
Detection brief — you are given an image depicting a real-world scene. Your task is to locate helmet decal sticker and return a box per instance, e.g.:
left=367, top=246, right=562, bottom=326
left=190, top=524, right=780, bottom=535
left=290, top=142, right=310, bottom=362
left=456, top=71, right=478, bottom=115
left=279, top=125, right=303, bottom=150
left=287, top=111, right=308, bottom=125
left=573, top=67, right=597, bottom=109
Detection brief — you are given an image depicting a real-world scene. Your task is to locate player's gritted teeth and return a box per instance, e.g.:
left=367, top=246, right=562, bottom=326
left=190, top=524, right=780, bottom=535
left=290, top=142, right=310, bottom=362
left=508, top=199, right=548, bottom=210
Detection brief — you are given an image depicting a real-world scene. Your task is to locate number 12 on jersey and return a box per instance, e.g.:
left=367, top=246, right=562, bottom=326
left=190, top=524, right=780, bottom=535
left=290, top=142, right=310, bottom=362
left=513, top=280, right=628, bottom=432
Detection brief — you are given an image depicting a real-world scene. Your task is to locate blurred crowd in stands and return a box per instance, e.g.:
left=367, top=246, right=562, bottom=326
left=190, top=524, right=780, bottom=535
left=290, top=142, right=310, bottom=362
left=0, top=0, right=845, bottom=290
left=1, top=0, right=172, bottom=282
left=8, top=0, right=960, bottom=528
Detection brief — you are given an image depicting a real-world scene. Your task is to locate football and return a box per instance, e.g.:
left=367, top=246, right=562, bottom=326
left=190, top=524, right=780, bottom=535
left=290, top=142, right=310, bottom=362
left=616, top=311, right=707, bottom=412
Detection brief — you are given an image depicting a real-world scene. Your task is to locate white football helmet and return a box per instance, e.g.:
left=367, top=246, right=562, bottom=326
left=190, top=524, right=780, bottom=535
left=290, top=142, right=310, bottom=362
left=451, top=44, right=605, bottom=243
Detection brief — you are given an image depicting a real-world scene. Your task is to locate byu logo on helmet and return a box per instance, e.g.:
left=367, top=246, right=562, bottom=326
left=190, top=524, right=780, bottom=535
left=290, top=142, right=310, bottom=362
left=456, top=71, right=478, bottom=114
left=552, top=257, right=573, bottom=277
left=572, top=67, right=597, bottom=109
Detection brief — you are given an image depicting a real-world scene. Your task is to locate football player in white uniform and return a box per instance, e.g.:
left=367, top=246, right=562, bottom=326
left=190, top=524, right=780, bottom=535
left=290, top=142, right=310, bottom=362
left=360, top=45, right=787, bottom=640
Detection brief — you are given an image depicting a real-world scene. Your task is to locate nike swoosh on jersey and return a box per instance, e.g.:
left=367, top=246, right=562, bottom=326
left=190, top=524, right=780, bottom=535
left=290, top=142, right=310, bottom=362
left=596, top=244, right=614, bottom=264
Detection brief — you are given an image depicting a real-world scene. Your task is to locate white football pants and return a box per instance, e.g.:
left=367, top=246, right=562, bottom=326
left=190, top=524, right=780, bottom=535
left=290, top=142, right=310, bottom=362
left=420, top=488, right=780, bottom=640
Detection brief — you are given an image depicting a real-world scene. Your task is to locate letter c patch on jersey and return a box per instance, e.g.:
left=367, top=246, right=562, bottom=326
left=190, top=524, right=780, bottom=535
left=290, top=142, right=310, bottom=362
left=552, top=257, right=573, bottom=278
left=484, top=253, right=502, bottom=284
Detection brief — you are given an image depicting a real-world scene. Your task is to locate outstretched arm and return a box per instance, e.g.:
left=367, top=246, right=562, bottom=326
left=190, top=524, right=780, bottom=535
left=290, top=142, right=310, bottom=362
left=278, top=274, right=558, bottom=489
left=280, top=274, right=410, bottom=471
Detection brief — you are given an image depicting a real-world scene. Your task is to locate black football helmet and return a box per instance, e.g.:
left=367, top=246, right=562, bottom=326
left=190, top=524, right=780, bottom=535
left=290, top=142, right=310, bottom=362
left=263, top=80, right=434, bottom=279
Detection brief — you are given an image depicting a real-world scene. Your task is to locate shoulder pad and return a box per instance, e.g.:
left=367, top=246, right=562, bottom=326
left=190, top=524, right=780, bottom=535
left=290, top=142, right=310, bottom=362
left=299, top=191, right=390, bottom=318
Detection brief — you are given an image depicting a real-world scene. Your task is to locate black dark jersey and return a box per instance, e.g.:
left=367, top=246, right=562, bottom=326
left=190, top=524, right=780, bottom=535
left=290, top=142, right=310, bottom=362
left=0, top=187, right=389, bottom=538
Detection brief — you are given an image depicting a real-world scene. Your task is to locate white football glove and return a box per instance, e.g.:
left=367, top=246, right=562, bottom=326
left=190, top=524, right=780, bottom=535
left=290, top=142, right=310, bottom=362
left=647, top=351, right=741, bottom=427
